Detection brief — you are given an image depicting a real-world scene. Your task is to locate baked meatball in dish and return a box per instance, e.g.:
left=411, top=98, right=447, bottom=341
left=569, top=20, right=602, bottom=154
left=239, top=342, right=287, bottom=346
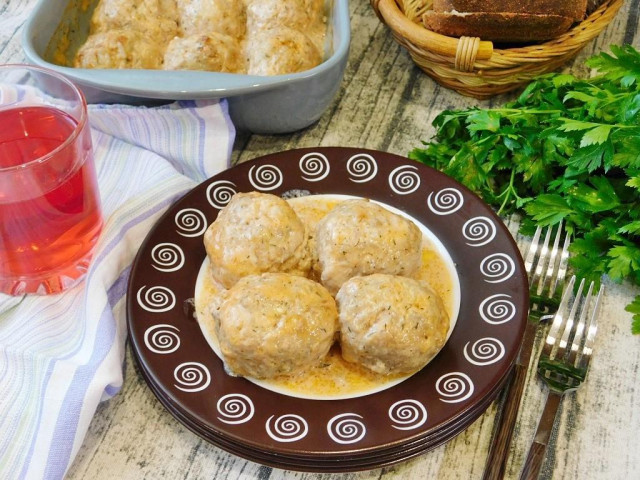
left=315, top=199, right=423, bottom=295
left=74, top=30, right=164, bottom=69
left=336, top=274, right=449, bottom=375
left=177, top=0, right=246, bottom=38
left=203, top=192, right=311, bottom=289
left=89, top=0, right=178, bottom=43
left=211, top=273, right=338, bottom=379
left=246, top=26, right=322, bottom=76
left=246, top=0, right=318, bottom=32
left=163, top=33, right=245, bottom=72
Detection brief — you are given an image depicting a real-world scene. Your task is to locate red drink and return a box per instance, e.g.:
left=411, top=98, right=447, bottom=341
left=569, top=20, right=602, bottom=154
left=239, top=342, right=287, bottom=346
left=0, top=105, right=103, bottom=294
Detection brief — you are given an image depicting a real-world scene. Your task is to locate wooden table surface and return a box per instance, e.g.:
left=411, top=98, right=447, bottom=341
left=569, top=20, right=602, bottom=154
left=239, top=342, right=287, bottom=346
left=2, top=1, right=640, bottom=479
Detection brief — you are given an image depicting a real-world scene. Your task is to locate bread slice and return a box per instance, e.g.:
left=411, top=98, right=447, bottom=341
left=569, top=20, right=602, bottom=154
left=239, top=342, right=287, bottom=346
left=431, top=0, right=587, bottom=21
left=423, top=11, right=575, bottom=43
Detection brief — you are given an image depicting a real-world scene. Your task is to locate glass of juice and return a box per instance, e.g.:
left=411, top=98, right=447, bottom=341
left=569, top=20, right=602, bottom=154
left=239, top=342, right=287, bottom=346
left=0, top=65, right=103, bottom=295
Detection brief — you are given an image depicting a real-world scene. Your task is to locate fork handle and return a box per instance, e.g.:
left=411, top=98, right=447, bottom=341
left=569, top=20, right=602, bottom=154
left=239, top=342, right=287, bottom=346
left=519, top=391, right=563, bottom=480
left=482, top=363, right=528, bottom=480
left=483, top=319, right=540, bottom=480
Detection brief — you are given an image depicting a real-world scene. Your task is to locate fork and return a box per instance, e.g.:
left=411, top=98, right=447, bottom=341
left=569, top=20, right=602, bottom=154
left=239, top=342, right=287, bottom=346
left=519, top=276, right=603, bottom=480
left=483, top=224, right=570, bottom=480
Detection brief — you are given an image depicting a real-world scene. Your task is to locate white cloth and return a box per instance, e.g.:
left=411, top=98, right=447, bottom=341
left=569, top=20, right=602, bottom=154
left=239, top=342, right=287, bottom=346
left=0, top=100, right=235, bottom=479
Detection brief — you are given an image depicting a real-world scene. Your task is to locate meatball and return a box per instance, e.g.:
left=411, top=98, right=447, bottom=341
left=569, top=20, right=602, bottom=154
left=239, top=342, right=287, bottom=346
left=203, top=192, right=311, bottom=289
left=90, top=0, right=178, bottom=43
left=246, top=27, right=322, bottom=76
left=163, top=33, right=244, bottom=72
left=246, top=0, right=319, bottom=32
left=316, top=199, right=423, bottom=295
left=211, top=273, right=338, bottom=379
left=74, top=30, right=164, bottom=69
left=336, top=274, right=449, bottom=375
left=177, top=0, right=246, bottom=38
left=287, top=197, right=336, bottom=281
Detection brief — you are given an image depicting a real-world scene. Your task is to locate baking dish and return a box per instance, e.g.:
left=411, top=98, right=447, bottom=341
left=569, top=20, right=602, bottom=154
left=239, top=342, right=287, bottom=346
left=21, top=0, right=350, bottom=134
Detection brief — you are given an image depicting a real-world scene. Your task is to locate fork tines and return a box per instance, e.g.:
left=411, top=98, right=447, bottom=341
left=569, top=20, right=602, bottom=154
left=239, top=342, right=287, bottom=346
left=539, top=276, right=604, bottom=391
left=524, top=223, right=570, bottom=320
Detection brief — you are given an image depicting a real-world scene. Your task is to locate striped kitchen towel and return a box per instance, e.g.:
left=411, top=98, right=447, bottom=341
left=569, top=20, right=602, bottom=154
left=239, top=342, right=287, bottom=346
left=0, top=99, right=235, bottom=479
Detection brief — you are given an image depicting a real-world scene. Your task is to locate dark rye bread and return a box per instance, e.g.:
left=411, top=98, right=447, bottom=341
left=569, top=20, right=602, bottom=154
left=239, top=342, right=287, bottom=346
left=422, top=11, right=575, bottom=43
left=431, top=0, right=588, bottom=21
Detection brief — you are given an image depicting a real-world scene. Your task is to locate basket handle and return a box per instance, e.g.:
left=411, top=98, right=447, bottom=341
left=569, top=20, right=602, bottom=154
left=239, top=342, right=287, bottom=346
left=374, top=0, right=493, bottom=63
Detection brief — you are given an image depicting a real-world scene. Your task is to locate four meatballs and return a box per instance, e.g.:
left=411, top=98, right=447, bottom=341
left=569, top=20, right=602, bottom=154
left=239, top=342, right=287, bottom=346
left=203, top=192, right=450, bottom=380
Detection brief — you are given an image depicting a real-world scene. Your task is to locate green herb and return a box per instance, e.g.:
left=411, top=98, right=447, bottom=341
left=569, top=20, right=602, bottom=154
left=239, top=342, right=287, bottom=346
left=409, top=45, right=640, bottom=333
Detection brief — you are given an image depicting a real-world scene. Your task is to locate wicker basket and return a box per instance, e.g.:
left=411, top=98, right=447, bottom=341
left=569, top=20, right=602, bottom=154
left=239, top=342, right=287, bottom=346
left=370, top=0, right=623, bottom=98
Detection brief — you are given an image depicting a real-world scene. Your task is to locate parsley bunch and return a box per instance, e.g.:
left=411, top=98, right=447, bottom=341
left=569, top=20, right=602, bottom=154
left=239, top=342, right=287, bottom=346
left=409, top=45, right=640, bottom=333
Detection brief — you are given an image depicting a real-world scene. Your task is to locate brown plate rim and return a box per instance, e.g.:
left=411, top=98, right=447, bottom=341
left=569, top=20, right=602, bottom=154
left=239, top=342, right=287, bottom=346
left=127, top=147, right=528, bottom=458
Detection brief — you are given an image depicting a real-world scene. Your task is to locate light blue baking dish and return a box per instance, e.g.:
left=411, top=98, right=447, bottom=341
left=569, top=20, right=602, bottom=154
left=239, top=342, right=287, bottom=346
left=21, top=0, right=350, bottom=134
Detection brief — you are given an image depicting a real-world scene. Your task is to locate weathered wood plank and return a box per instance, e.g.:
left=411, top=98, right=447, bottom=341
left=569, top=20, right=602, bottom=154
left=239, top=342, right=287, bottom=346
left=1, top=0, right=638, bottom=478
left=63, top=0, right=640, bottom=478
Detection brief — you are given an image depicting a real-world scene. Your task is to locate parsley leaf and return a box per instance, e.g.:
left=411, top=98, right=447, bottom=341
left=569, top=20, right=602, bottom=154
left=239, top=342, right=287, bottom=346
left=608, top=246, right=640, bottom=282
left=626, top=296, right=640, bottom=335
left=410, top=45, right=640, bottom=333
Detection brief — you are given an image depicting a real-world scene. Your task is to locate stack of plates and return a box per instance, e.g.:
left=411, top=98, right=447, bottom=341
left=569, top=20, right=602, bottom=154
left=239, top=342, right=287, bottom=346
left=127, top=147, right=528, bottom=472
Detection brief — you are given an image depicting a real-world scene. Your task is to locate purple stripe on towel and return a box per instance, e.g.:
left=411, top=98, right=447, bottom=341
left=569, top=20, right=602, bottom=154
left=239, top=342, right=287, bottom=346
left=220, top=101, right=235, bottom=166
left=41, top=270, right=130, bottom=479
left=42, top=304, right=117, bottom=480
left=19, top=192, right=186, bottom=479
left=187, top=104, right=207, bottom=175
left=16, top=360, right=58, bottom=480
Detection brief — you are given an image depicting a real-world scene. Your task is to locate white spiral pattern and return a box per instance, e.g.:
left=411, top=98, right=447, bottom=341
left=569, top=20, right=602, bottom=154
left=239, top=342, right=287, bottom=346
left=388, top=399, right=427, bottom=430
left=462, top=216, right=497, bottom=247
left=480, top=253, right=516, bottom=283
left=464, top=338, right=506, bottom=366
left=479, top=294, right=517, bottom=325
left=175, top=208, right=207, bottom=237
left=299, top=152, right=330, bottom=182
left=248, top=164, right=283, bottom=191
left=216, top=394, right=255, bottom=424
left=150, top=243, right=185, bottom=272
left=206, top=180, right=237, bottom=209
left=136, top=286, right=176, bottom=313
left=327, top=413, right=366, bottom=444
left=436, top=372, right=474, bottom=404
left=144, top=324, right=180, bottom=354
left=346, top=153, right=378, bottom=183
left=388, top=165, right=421, bottom=195
left=173, top=362, right=211, bottom=392
left=427, top=188, right=464, bottom=215
left=266, top=414, right=309, bottom=442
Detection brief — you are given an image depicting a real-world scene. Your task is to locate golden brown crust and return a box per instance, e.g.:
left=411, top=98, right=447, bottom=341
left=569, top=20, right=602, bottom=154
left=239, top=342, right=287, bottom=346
left=163, top=33, right=245, bottom=72
left=423, top=11, right=575, bottom=43
left=431, top=0, right=587, bottom=21
left=74, top=30, right=164, bottom=69
left=203, top=192, right=311, bottom=289
left=75, top=0, right=326, bottom=75
left=212, top=273, right=338, bottom=379
left=336, top=274, right=449, bottom=376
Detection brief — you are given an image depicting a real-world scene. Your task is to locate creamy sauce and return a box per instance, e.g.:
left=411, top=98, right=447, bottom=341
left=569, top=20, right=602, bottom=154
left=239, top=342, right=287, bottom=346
left=195, top=195, right=459, bottom=400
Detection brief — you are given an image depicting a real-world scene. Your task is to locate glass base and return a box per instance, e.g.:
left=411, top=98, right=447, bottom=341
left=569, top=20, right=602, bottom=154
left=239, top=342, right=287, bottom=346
left=1, top=251, right=94, bottom=295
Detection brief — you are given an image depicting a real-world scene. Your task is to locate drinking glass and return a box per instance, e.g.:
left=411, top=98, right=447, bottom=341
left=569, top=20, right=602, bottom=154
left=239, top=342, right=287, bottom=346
left=0, top=65, right=103, bottom=295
